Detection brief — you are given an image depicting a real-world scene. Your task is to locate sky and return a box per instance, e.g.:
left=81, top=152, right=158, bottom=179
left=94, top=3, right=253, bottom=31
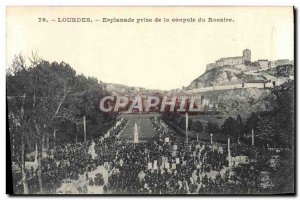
left=6, top=7, right=294, bottom=90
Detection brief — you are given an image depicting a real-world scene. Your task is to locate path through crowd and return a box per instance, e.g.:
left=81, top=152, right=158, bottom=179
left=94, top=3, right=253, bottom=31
left=57, top=165, right=109, bottom=194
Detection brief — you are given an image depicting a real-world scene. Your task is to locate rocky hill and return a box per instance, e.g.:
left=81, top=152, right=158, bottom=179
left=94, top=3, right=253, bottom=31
left=186, top=64, right=294, bottom=90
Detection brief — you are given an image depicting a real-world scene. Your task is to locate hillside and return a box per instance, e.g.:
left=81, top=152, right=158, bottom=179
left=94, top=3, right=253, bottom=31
left=186, top=64, right=294, bottom=90
left=260, top=64, right=294, bottom=78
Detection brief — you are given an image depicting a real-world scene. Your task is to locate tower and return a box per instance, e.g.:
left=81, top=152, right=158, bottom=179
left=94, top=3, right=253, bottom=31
left=243, top=49, right=251, bottom=65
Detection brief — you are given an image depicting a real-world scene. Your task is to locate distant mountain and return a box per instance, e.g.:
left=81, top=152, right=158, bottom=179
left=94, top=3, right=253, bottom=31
left=104, top=82, right=166, bottom=96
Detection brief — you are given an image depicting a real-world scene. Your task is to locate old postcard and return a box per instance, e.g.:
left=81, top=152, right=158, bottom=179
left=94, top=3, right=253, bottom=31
left=6, top=7, right=295, bottom=195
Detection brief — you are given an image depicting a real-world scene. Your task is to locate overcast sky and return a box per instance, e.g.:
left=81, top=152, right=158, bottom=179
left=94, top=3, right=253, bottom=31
left=7, top=7, right=294, bottom=90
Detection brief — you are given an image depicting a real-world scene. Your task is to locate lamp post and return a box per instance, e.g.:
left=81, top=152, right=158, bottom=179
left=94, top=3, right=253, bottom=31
left=228, top=137, right=232, bottom=167
left=252, top=129, right=255, bottom=146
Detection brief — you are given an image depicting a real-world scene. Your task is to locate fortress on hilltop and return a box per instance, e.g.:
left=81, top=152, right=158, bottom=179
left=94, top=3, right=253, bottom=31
left=206, top=49, right=251, bottom=71
left=205, top=49, right=293, bottom=72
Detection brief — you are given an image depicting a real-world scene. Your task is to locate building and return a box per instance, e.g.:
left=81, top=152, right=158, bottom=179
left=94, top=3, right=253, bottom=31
left=204, top=49, right=293, bottom=72
left=268, top=61, right=276, bottom=68
left=216, top=56, right=244, bottom=67
left=216, top=49, right=251, bottom=67
left=258, top=59, right=269, bottom=69
left=268, top=59, right=293, bottom=69
left=243, top=49, right=251, bottom=64
left=275, top=59, right=290, bottom=66
left=206, top=49, right=251, bottom=71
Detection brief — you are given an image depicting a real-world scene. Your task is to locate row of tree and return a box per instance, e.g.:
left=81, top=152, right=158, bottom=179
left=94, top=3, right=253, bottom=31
left=221, top=80, right=294, bottom=148
left=7, top=54, right=115, bottom=193
left=162, top=79, right=294, bottom=148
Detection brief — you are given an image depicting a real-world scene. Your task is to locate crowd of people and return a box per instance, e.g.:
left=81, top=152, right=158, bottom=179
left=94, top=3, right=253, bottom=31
left=13, top=116, right=280, bottom=194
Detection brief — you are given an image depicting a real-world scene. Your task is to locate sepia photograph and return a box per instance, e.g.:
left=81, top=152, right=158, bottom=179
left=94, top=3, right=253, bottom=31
left=5, top=6, right=295, bottom=195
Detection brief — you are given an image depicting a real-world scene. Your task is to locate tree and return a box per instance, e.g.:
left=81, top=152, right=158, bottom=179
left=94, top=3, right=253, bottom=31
left=7, top=54, right=33, bottom=194
left=270, top=150, right=294, bottom=193
left=221, top=117, right=238, bottom=137
left=177, top=115, right=192, bottom=131
left=191, top=120, right=203, bottom=132
left=206, top=121, right=219, bottom=135
left=245, top=112, right=259, bottom=132
left=236, top=114, right=244, bottom=137
left=255, top=81, right=294, bottom=147
left=7, top=55, right=116, bottom=193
